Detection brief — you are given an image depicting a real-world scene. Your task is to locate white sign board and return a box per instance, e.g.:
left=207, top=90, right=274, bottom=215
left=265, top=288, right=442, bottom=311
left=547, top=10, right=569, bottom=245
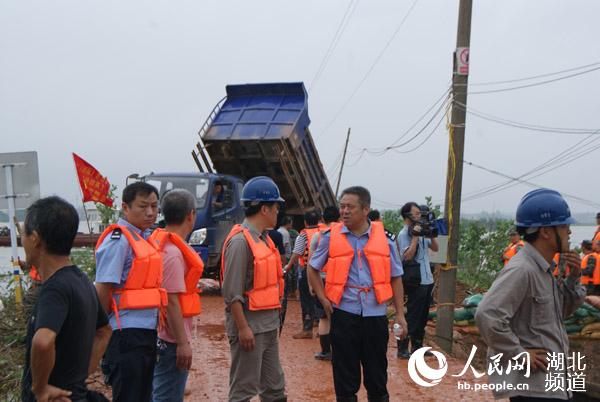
left=429, top=235, right=448, bottom=264
left=0, top=151, right=40, bottom=210
left=456, top=47, right=469, bottom=75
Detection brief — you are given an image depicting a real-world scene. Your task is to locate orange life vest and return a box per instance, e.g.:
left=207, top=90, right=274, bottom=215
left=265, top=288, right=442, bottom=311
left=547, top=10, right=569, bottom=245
left=503, top=240, right=524, bottom=265
left=552, top=253, right=571, bottom=278
left=29, top=265, right=42, bottom=282
left=221, top=224, right=284, bottom=311
left=299, top=226, right=321, bottom=266
left=594, top=230, right=600, bottom=247
left=324, top=221, right=393, bottom=305
left=149, top=228, right=204, bottom=317
left=96, top=224, right=167, bottom=328
left=581, top=253, right=600, bottom=285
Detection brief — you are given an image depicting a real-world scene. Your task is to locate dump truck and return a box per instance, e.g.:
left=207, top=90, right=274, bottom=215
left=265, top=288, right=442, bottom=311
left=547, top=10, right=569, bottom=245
left=137, top=82, right=335, bottom=277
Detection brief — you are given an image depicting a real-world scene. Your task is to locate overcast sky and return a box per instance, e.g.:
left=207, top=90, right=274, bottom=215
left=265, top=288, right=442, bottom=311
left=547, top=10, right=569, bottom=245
left=1, top=0, right=598, bottom=215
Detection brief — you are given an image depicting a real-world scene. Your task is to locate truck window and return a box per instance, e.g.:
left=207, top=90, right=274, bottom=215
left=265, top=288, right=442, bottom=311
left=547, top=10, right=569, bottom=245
left=144, top=177, right=210, bottom=209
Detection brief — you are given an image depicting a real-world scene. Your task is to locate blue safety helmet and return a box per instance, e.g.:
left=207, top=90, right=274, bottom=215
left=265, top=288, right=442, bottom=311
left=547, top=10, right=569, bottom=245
left=240, top=176, right=284, bottom=205
left=515, top=188, right=576, bottom=228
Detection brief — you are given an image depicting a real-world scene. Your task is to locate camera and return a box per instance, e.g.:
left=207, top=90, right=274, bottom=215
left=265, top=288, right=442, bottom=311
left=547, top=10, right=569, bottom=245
left=410, top=205, right=438, bottom=238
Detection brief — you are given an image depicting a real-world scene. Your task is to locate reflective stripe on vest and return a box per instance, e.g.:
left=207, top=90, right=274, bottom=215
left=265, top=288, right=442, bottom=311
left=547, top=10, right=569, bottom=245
left=149, top=228, right=204, bottom=317
left=96, top=224, right=167, bottom=328
left=324, top=221, right=393, bottom=305
left=221, top=224, right=284, bottom=311
left=299, top=227, right=321, bottom=267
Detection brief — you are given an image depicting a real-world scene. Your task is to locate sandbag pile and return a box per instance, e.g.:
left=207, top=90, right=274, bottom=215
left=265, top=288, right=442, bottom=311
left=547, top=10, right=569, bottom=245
left=427, top=293, right=600, bottom=338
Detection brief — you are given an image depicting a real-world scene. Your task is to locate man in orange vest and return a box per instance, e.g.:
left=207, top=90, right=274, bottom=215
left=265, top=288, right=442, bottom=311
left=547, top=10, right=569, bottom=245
left=593, top=212, right=600, bottom=245
left=308, top=186, right=407, bottom=402
left=150, top=189, right=203, bottom=402
left=95, top=182, right=163, bottom=402
left=502, top=229, right=525, bottom=266
left=221, top=176, right=286, bottom=402
left=580, top=240, right=597, bottom=294
left=309, top=205, right=340, bottom=361
left=284, top=210, right=321, bottom=339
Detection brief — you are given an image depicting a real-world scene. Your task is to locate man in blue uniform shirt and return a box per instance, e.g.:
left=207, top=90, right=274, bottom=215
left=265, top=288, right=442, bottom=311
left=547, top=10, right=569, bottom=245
left=308, top=186, right=407, bottom=402
left=95, top=182, right=160, bottom=402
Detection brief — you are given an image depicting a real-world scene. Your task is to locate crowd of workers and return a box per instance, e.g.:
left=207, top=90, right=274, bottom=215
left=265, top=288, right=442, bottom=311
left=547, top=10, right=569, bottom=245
left=17, top=174, right=600, bottom=402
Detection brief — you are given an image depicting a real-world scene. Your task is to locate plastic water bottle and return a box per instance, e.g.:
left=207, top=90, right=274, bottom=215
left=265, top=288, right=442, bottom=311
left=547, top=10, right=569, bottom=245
left=393, top=323, right=403, bottom=340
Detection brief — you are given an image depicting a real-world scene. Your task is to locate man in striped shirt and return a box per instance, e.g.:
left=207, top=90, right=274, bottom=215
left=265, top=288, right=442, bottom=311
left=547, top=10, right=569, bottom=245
left=284, top=211, right=321, bottom=339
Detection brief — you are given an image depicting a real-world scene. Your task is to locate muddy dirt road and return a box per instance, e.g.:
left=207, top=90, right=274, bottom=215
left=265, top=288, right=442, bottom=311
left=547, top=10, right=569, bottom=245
left=182, top=295, right=497, bottom=401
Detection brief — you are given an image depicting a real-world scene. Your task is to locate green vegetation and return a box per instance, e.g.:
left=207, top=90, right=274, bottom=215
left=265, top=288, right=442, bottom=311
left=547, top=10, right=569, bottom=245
left=457, top=219, right=513, bottom=289
left=0, top=248, right=96, bottom=401
left=95, top=184, right=119, bottom=225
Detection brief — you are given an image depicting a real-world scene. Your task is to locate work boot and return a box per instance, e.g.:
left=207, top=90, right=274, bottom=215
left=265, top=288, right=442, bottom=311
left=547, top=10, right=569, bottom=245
left=397, top=338, right=410, bottom=359
left=336, top=396, right=358, bottom=402
left=314, top=351, right=332, bottom=360
left=293, top=320, right=313, bottom=339
left=367, top=395, right=389, bottom=402
left=411, top=338, right=434, bottom=356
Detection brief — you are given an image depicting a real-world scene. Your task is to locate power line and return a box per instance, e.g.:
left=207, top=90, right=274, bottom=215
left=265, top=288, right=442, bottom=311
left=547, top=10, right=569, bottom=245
left=317, top=0, right=420, bottom=139
left=355, top=89, right=451, bottom=156
left=461, top=132, right=600, bottom=201
left=462, top=159, right=600, bottom=208
left=310, top=0, right=359, bottom=90
left=468, top=61, right=600, bottom=86
left=467, top=65, right=600, bottom=95
left=392, top=106, right=447, bottom=154
left=454, top=101, right=600, bottom=134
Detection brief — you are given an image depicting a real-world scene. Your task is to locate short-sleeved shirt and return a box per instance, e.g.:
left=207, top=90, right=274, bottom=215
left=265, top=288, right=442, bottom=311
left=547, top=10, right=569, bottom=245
left=292, top=231, right=308, bottom=257
left=158, top=239, right=193, bottom=344
left=397, top=226, right=434, bottom=285
left=268, top=229, right=286, bottom=256
left=22, top=265, right=109, bottom=402
left=221, top=220, right=280, bottom=337
left=95, top=217, right=158, bottom=330
left=277, top=227, right=292, bottom=258
left=309, top=222, right=403, bottom=317
left=310, top=230, right=327, bottom=279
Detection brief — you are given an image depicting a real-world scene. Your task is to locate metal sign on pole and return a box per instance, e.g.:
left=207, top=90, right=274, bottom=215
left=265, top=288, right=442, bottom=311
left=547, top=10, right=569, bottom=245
left=0, top=151, right=40, bottom=304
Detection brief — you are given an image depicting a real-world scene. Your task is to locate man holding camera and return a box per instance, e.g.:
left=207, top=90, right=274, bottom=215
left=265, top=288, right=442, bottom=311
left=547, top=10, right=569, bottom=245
left=396, top=202, right=439, bottom=359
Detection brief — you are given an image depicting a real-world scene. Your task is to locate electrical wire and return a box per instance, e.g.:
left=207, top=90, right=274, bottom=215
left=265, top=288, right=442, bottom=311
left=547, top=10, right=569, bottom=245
left=310, top=0, right=359, bottom=90
left=467, top=61, right=600, bottom=86
left=467, top=66, right=600, bottom=95
left=316, top=0, right=420, bottom=139
left=461, top=132, right=600, bottom=201
left=462, top=159, right=600, bottom=208
left=454, top=101, right=599, bottom=134
left=354, top=89, right=451, bottom=157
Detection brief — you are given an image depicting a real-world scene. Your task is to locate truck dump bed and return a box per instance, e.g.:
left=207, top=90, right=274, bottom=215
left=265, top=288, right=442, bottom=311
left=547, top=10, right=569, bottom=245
left=192, top=82, right=336, bottom=215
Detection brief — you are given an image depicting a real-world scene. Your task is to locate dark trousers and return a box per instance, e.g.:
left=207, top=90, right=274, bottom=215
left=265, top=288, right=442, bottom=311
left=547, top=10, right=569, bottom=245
left=104, top=328, right=157, bottom=402
left=405, top=283, right=434, bottom=341
left=298, top=268, right=315, bottom=330
left=330, top=309, right=389, bottom=400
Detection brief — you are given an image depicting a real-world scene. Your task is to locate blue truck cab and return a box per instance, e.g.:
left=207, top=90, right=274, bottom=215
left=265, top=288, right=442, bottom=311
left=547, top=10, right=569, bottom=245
left=140, top=172, right=245, bottom=276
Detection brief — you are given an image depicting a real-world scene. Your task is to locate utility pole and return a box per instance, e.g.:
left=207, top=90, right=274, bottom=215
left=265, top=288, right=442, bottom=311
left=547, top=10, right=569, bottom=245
left=335, top=127, right=351, bottom=198
left=435, top=0, right=472, bottom=353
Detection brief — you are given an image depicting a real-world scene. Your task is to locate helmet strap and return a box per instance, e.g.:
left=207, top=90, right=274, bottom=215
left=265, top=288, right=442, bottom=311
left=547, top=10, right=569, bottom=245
left=552, top=226, right=563, bottom=253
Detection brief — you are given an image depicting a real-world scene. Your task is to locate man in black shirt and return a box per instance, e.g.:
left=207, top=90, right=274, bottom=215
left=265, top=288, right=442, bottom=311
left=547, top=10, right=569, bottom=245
left=21, top=196, right=112, bottom=402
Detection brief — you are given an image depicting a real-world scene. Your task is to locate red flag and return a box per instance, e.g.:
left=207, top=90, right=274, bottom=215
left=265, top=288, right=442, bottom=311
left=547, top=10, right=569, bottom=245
left=72, top=153, right=114, bottom=207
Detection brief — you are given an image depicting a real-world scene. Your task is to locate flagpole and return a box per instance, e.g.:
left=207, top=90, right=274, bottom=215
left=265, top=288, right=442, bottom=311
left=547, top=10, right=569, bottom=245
left=71, top=154, right=94, bottom=237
